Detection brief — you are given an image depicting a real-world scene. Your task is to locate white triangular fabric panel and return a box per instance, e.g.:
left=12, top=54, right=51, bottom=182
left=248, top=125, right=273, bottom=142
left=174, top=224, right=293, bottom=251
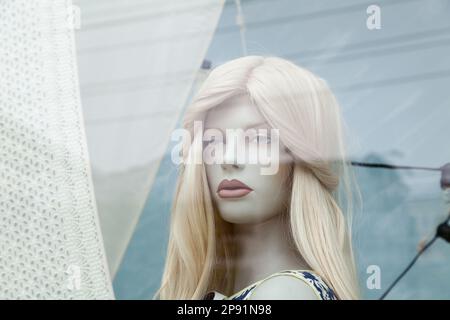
left=74, top=0, right=225, bottom=277
left=0, top=0, right=113, bottom=299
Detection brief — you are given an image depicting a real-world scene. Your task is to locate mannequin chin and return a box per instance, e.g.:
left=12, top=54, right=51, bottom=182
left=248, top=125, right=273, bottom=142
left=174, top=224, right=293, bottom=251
left=204, top=94, right=293, bottom=225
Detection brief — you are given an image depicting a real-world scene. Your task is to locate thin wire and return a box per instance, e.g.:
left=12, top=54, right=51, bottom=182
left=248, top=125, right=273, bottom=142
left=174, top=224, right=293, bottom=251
left=354, top=159, right=446, bottom=299
left=379, top=214, right=450, bottom=300
left=350, top=161, right=442, bottom=172
left=379, top=235, right=438, bottom=300
left=234, top=0, right=248, bottom=56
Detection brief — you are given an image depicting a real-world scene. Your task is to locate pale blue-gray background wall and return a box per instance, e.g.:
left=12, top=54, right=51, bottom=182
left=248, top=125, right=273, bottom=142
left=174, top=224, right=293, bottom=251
left=114, top=0, right=450, bottom=299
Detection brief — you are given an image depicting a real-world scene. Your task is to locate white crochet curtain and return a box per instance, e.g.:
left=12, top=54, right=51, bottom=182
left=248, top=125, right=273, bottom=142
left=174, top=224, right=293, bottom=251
left=0, top=0, right=113, bottom=299
left=0, top=0, right=223, bottom=298
left=74, top=0, right=224, bottom=277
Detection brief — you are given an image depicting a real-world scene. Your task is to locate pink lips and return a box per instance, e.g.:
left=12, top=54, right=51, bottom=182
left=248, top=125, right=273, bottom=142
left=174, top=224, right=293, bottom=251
left=217, top=179, right=253, bottom=199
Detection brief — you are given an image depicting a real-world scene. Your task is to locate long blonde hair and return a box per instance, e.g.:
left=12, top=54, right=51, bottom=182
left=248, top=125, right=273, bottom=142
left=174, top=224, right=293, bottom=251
left=155, top=56, right=361, bottom=300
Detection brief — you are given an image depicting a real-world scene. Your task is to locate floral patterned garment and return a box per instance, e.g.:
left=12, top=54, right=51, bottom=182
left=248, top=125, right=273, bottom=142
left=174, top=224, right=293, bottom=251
left=222, top=270, right=338, bottom=300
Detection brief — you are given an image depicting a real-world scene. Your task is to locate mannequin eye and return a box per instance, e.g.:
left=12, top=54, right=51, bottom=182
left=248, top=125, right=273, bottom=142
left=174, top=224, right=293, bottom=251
left=251, top=134, right=271, bottom=144
left=203, top=136, right=224, bottom=147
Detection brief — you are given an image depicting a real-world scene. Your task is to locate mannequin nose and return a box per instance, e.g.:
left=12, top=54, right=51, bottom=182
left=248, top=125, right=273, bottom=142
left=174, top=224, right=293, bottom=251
left=221, top=145, right=244, bottom=170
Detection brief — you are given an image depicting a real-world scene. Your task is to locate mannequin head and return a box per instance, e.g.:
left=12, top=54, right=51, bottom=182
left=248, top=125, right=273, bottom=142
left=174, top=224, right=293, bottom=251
left=157, top=56, right=360, bottom=300
left=204, top=94, right=293, bottom=224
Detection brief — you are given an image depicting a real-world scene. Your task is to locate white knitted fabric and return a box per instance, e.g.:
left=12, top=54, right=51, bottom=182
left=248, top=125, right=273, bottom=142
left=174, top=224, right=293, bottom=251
left=0, top=0, right=114, bottom=299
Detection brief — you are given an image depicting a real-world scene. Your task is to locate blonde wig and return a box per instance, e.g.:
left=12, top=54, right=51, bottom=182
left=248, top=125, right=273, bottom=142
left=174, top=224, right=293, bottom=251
left=155, top=56, right=361, bottom=300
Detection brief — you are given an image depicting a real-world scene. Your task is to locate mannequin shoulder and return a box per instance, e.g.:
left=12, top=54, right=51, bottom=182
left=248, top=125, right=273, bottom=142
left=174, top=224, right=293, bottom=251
left=249, top=274, right=319, bottom=300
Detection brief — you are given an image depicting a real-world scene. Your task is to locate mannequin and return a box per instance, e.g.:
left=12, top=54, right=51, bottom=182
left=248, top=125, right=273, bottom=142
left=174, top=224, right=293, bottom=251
left=203, top=94, right=317, bottom=299
left=156, top=56, right=360, bottom=300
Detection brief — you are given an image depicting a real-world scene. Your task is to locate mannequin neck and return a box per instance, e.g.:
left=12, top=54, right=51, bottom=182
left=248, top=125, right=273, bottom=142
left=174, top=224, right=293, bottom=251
left=231, top=213, right=309, bottom=293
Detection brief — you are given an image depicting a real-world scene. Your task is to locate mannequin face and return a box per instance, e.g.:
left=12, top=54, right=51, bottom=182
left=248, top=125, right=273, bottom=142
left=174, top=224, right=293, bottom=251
left=204, top=94, right=293, bottom=224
